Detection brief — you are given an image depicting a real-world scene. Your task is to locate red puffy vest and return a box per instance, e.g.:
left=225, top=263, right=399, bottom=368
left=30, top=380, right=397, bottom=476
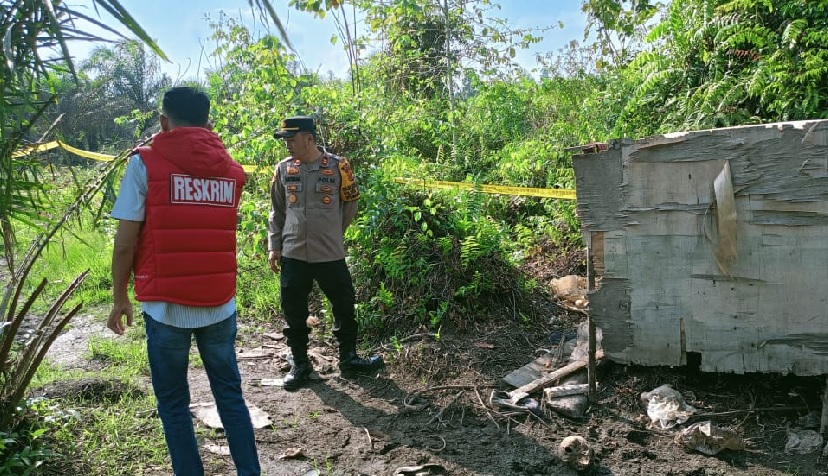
left=132, top=127, right=246, bottom=306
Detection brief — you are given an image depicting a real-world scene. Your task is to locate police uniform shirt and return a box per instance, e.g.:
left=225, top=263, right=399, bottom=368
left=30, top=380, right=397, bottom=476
left=267, top=148, right=359, bottom=263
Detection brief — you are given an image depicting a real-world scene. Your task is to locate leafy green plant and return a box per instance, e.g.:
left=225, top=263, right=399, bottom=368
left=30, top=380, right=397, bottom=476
left=348, top=169, right=539, bottom=336
left=615, top=0, right=828, bottom=135
left=0, top=162, right=123, bottom=430
left=311, top=454, right=335, bottom=475
left=0, top=398, right=61, bottom=475
left=236, top=191, right=271, bottom=260
left=236, top=255, right=282, bottom=323
left=582, top=0, right=659, bottom=66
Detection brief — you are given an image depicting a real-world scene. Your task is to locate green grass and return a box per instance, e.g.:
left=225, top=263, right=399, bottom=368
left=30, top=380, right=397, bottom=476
left=15, top=221, right=114, bottom=314
left=22, top=357, right=169, bottom=475
left=29, top=359, right=89, bottom=390
left=27, top=310, right=228, bottom=475
left=45, top=390, right=169, bottom=475
left=236, top=257, right=282, bottom=323
left=29, top=316, right=172, bottom=475
left=87, top=335, right=149, bottom=378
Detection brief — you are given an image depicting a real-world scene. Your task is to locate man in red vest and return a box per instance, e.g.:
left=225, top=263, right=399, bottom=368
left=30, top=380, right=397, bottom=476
left=268, top=116, right=383, bottom=390
left=107, top=87, right=260, bottom=475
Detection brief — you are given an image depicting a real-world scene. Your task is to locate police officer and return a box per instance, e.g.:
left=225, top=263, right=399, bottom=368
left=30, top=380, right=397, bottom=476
left=267, top=116, right=383, bottom=390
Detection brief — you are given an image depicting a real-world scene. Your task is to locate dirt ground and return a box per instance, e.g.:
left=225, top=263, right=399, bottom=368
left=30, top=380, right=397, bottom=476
left=20, top=246, right=822, bottom=475
left=38, top=290, right=828, bottom=476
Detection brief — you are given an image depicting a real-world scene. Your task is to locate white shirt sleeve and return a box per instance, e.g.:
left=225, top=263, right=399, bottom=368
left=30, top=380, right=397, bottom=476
left=111, top=154, right=147, bottom=222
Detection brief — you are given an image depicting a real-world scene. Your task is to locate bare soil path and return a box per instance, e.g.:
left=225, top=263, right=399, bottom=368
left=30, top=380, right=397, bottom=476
left=41, top=308, right=828, bottom=476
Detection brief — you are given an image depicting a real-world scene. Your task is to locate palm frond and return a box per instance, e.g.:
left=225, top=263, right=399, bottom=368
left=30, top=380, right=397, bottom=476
left=88, top=0, right=169, bottom=61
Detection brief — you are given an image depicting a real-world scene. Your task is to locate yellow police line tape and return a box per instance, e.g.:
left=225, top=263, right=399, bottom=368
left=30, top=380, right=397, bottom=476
left=13, top=140, right=266, bottom=174
left=14, top=141, right=577, bottom=199
left=395, top=178, right=577, bottom=200
left=12, top=140, right=115, bottom=162
left=11, top=141, right=61, bottom=158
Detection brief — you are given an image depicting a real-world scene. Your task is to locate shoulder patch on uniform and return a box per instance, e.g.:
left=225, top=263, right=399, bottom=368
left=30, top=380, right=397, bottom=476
left=338, top=157, right=360, bottom=202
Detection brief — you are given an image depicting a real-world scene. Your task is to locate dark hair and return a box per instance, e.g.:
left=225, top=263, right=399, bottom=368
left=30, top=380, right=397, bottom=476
left=161, top=86, right=210, bottom=127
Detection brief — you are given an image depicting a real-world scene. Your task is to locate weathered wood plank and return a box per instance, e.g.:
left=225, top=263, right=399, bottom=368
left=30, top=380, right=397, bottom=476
left=574, top=147, right=627, bottom=232
left=573, top=120, right=828, bottom=375
left=502, top=352, right=560, bottom=388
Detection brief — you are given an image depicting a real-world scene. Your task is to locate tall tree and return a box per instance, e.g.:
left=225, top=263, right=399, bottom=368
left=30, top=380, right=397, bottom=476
left=290, top=0, right=546, bottom=96
left=42, top=72, right=122, bottom=152
left=82, top=40, right=172, bottom=142
left=204, top=16, right=300, bottom=185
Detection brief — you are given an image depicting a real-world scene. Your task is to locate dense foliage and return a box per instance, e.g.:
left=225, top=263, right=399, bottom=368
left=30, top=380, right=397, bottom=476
left=3, top=0, right=828, bottom=471
left=220, top=0, right=828, bottom=340
left=610, top=0, right=828, bottom=135
left=0, top=1, right=287, bottom=472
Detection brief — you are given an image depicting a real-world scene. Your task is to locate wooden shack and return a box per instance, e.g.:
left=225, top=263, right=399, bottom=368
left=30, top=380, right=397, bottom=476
left=572, top=120, right=828, bottom=375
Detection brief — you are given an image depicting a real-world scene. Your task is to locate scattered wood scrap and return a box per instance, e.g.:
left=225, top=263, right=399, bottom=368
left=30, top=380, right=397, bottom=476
left=502, top=351, right=562, bottom=388
left=393, top=463, right=447, bottom=475
left=506, top=351, right=603, bottom=405
left=545, top=374, right=590, bottom=418
left=543, top=383, right=590, bottom=400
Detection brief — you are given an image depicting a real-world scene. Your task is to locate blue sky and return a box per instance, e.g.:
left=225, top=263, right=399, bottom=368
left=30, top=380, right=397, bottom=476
left=68, top=0, right=587, bottom=80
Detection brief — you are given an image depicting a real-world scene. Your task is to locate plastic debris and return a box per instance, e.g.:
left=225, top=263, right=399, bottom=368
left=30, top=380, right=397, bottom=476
left=675, top=421, right=745, bottom=455
left=785, top=429, right=823, bottom=455
left=640, top=384, right=696, bottom=429
left=189, top=400, right=272, bottom=429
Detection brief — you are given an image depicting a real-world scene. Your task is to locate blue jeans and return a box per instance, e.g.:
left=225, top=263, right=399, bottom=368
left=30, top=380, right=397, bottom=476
left=144, top=313, right=260, bottom=476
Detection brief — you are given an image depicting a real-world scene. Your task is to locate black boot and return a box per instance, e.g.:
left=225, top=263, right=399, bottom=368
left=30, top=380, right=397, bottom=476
left=339, top=348, right=384, bottom=375
left=283, top=353, right=312, bottom=391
